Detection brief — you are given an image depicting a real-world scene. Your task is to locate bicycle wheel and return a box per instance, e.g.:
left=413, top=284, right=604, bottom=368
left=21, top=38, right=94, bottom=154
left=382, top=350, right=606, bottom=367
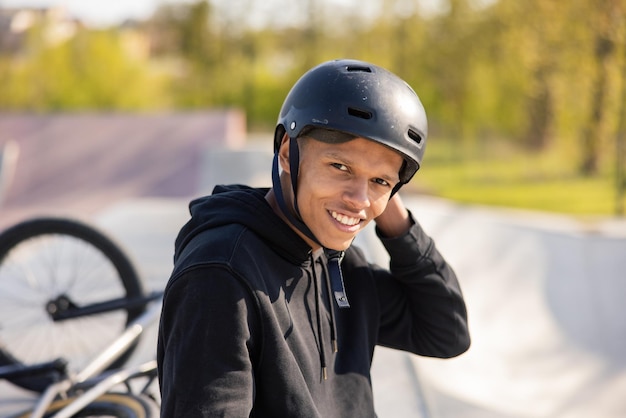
left=0, top=218, right=145, bottom=392
left=15, top=392, right=154, bottom=418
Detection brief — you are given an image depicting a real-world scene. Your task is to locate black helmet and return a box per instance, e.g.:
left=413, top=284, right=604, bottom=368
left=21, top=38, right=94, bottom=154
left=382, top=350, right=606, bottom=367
left=274, top=58, right=428, bottom=184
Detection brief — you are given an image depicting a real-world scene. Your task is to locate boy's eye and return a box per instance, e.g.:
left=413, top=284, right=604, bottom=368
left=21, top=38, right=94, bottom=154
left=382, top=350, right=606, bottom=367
left=331, top=163, right=348, bottom=171
left=374, top=178, right=390, bottom=187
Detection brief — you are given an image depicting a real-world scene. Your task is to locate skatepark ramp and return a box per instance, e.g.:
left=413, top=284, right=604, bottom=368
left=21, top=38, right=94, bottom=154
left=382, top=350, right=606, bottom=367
left=394, top=198, right=626, bottom=418
left=0, top=110, right=246, bottom=228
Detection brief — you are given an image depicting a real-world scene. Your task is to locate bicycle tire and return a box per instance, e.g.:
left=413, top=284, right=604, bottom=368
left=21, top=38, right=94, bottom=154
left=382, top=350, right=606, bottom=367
left=0, top=217, right=145, bottom=392
left=14, top=392, right=153, bottom=418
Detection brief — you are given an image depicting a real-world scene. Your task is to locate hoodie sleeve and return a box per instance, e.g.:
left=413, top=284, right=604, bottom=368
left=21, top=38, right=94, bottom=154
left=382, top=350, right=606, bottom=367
left=373, top=212, right=470, bottom=358
left=157, top=265, right=259, bottom=417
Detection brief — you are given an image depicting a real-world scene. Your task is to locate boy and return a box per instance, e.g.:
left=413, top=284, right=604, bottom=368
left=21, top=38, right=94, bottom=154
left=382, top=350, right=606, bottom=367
left=158, top=59, right=470, bottom=417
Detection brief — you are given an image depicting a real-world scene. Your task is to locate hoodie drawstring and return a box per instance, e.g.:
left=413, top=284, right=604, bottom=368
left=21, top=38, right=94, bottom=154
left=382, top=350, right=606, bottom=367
left=312, top=256, right=328, bottom=380
left=322, top=261, right=339, bottom=354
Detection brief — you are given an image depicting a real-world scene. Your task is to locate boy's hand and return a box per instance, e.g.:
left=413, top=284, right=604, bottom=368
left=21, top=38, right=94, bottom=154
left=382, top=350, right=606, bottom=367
left=375, top=194, right=411, bottom=238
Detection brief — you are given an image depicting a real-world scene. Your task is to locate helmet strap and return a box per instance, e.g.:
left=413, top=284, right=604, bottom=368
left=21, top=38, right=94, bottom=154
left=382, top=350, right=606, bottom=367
left=288, top=136, right=302, bottom=216
left=271, top=137, right=320, bottom=246
left=391, top=182, right=403, bottom=197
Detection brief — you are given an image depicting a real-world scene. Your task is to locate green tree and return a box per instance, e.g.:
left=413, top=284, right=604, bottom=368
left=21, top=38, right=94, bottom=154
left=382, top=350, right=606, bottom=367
left=0, top=23, right=166, bottom=110
left=579, top=0, right=623, bottom=175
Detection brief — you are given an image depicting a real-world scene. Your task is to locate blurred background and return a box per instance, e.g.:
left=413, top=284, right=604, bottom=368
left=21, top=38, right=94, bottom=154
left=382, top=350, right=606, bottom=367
left=1, top=1, right=626, bottom=417
left=0, top=0, right=624, bottom=216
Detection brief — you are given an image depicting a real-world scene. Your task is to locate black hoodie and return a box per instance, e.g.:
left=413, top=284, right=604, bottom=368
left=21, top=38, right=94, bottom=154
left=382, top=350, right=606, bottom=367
left=157, top=185, right=469, bottom=417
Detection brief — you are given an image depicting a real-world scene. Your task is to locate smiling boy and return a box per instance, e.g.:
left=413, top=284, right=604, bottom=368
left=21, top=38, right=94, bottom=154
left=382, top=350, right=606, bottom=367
left=157, top=59, right=470, bottom=417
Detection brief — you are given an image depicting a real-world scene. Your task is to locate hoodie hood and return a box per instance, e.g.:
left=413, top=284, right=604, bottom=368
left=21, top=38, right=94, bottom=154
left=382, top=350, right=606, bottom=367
left=174, top=185, right=313, bottom=265
left=176, top=184, right=351, bottom=311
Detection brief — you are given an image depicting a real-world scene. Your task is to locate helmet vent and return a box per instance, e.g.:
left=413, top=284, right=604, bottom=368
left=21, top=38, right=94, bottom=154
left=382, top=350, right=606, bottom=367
left=348, top=107, right=373, bottom=120
left=346, top=65, right=372, bottom=73
left=408, top=129, right=423, bottom=144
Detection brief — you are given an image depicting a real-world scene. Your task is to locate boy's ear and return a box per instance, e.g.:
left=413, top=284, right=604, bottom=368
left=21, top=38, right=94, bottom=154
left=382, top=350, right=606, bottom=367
left=278, top=133, right=290, bottom=173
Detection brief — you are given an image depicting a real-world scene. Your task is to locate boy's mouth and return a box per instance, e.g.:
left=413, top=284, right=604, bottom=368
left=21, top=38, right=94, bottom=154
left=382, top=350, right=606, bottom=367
left=330, top=211, right=361, bottom=226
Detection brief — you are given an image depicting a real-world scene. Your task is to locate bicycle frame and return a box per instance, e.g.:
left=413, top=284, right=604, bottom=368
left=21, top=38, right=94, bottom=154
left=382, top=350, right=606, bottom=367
left=27, top=298, right=162, bottom=418
left=0, top=359, right=67, bottom=381
left=49, top=291, right=163, bottom=322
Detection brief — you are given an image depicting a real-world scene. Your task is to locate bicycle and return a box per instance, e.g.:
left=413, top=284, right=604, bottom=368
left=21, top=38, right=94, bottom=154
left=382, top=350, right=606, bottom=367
left=2, top=357, right=159, bottom=418
left=0, top=217, right=164, bottom=417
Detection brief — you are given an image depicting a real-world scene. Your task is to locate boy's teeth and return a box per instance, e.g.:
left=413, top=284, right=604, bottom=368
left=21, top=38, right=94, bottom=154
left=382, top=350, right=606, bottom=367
left=331, top=211, right=359, bottom=226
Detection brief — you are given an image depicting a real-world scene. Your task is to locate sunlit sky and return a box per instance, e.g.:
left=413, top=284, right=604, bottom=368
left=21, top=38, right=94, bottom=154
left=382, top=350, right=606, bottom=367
left=0, top=0, right=177, bottom=26
left=0, top=0, right=464, bottom=28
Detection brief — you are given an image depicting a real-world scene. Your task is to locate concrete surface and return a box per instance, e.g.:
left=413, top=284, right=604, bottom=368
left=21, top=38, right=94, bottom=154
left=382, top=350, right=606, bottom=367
left=402, top=200, right=626, bottom=418
left=0, top=111, right=246, bottom=229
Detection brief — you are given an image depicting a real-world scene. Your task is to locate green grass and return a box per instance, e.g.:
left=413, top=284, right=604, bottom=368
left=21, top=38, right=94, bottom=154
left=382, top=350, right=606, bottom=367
left=406, top=140, right=620, bottom=217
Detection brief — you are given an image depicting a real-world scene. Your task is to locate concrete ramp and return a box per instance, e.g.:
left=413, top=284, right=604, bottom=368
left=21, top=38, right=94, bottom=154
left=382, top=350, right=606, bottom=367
left=0, top=110, right=246, bottom=228
left=399, top=198, right=626, bottom=418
